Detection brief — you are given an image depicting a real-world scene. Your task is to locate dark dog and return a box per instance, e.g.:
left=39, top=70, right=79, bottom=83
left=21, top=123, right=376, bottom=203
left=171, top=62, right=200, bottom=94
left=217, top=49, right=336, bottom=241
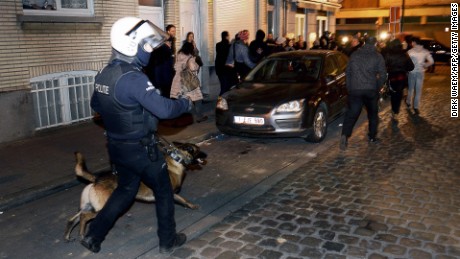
left=64, top=141, right=206, bottom=241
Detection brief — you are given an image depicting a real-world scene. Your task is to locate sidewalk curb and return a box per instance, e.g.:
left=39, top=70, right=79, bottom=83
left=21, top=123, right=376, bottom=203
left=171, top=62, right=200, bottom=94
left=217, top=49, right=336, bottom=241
left=0, top=130, right=221, bottom=212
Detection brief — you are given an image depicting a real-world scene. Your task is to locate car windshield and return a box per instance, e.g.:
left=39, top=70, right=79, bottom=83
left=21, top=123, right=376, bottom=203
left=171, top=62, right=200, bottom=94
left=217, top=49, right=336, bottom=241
left=245, top=56, right=322, bottom=83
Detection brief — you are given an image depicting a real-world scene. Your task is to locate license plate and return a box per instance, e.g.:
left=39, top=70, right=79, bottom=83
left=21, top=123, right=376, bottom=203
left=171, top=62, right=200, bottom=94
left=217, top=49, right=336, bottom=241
left=234, top=116, right=264, bottom=125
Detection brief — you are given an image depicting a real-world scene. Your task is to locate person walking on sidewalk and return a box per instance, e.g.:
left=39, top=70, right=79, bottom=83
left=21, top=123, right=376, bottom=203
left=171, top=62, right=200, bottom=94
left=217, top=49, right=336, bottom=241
left=406, top=36, right=434, bottom=115
left=81, top=17, right=192, bottom=254
left=340, top=36, right=387, bottom=150
left=384, top=39, right=414, bottom=122
left=171, top=42, right=208, bottom=123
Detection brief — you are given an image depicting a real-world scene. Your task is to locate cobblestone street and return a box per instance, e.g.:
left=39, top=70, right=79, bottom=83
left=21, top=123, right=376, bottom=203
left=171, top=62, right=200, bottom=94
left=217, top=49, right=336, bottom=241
left=159, top=65, right=460, bottom=259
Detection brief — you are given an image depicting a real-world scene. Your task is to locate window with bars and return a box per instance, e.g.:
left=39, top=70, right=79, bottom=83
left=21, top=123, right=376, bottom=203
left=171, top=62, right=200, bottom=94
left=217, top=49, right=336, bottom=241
left=31, top=71, right=97, bottom=130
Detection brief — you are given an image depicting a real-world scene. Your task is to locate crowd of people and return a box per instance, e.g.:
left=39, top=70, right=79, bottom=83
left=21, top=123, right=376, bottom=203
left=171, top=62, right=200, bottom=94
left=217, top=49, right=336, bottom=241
left=143, top=24, right=434, bottom=150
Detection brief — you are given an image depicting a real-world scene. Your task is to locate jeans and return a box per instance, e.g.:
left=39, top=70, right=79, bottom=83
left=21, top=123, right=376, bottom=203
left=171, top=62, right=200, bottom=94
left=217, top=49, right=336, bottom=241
left=407, top=71, right=424, bottom=109
left=342, top=90, right=379, bottom=139
left=86, top=139, right=177, bottom=248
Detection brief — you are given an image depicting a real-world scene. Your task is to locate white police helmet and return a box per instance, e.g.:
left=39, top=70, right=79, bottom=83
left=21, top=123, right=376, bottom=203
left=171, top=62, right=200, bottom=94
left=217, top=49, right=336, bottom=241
left=110, top=17, right=168, bottom=57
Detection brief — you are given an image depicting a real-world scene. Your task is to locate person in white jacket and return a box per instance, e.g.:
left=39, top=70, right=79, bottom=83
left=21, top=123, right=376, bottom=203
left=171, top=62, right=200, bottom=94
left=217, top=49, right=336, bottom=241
left=406, top=37, right=434, bottom=114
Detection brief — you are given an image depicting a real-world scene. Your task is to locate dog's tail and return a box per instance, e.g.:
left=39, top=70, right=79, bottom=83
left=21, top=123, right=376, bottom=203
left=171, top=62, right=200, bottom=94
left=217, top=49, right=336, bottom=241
left=74, top=152, right=96, bottom=182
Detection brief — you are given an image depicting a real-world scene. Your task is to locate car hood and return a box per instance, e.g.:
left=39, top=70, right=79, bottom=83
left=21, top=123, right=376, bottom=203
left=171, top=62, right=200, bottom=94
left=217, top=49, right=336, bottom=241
left=224, top=82, right=319, bottom=106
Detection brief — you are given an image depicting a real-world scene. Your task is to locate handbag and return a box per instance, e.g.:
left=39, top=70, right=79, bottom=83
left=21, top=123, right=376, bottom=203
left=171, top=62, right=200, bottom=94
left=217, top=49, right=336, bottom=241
left=180, top=57, right=200, bottom=92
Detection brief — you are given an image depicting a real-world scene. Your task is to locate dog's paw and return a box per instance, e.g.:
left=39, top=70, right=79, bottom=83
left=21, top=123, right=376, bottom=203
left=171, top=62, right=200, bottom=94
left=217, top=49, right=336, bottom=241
left=187, top=203, right=200, bottom=210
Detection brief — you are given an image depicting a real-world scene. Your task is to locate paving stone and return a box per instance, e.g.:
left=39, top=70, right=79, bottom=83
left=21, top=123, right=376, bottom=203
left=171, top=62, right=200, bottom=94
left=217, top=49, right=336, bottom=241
left=346, top=246, right=367, bottom=258
left=238, top=243, right=263, bottom=257
left=171, top=247, right=194, bottom=258
left=200, top=247, right=224, bottom=258
left=322, top=241, right=345, bottom=252
left=215, top=250, right=240, bottom=259
left=319, top=230, right=336, bottom=240
left=258, top=238, right=279, bottom=248
left=399, top=237, right=422, bottom=248
left=258, top=249, right=283, bottom=259
left=382, top=244, right=407, bottom=256
left=185, top=238, right=209, bottom=249
left=278, top=222, right=297, bottom=232
left=297, top=227, right=316, bottom=235
left=408, top=222, right=427, bottom=230
left=261, top=219, right=279, bottom=227
left=323, top=254, right=347, bottom=259
left=260, top=228, right=281, bottom=238
left=412, top=231, right=435, bottom=242
left=223, top=230, right=243, bottom=239
left=279, top=242, right=300, bottom=253
left=408, top=249, right=433, bottom=259
left=367, top=254, right=388, bottom=259
left=239, top=233, right=262, bottom=243
left=389, top=226, right=411, bottom=237
left=299, top=236, right=323, bottom=247
left=374, top=233, right=398, bottom=243
left=354, top=227, right=376, bottom=236
left=299, top=247, right=323, bottom=258
left=424, top=243, right=446, bottom=253
left=218, top=240, right=244, bottom=250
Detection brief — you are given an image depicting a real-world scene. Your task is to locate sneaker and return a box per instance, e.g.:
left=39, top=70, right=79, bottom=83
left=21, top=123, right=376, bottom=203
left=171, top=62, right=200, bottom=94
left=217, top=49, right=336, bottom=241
left=340, top=135, right=348, bottom=151
left=80, top=236, right=102, bottom=253
left=159, top=233, right=187, bottom=254
left=368, top=137, right=380, bottom=144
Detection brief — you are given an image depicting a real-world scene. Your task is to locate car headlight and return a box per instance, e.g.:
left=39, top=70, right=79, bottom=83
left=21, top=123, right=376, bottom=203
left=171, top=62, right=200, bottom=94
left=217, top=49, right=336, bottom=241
left=216, top=96, right=228, bottom=111
left=275, top=99, right=304, bottom=113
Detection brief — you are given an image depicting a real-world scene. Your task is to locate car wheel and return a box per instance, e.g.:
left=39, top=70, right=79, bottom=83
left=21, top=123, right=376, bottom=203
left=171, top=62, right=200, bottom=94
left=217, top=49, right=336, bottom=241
left=306, top=104, right=328, bottom=143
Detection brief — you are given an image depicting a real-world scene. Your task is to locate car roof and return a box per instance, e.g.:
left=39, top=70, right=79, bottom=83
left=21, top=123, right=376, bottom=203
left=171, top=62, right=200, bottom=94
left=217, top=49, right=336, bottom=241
left=268, top=50, right=337, bottom=58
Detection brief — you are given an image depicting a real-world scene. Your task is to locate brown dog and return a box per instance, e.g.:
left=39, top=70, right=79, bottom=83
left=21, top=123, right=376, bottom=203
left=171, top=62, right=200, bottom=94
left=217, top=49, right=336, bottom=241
left=64, top=141, right=206, bottom=241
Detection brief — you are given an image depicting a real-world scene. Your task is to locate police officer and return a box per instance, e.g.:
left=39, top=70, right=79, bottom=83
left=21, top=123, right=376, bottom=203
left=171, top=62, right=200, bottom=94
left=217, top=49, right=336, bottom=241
left=81, top=17, right=192, bottom=254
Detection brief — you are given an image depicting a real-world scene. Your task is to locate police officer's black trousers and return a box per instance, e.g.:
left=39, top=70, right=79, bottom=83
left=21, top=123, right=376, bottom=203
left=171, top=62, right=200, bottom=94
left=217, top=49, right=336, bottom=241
left=86, top=140, right=177, bottom=248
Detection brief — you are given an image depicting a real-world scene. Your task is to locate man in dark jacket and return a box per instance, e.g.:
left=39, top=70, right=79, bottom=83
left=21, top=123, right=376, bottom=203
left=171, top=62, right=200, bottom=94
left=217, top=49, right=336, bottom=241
left=249, top=29, right=269, bottom=63
left=145, top=24, right=176, bottom=98
left=215, top=31, right=233, bottom=95
left=340, top=36, right=387, bottom=150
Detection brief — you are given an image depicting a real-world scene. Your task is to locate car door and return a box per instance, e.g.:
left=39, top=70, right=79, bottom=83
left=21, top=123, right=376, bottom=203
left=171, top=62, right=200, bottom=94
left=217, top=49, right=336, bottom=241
left=321, top=54, right=342, bottom=117
left=333, top=53, right=348, bottom=113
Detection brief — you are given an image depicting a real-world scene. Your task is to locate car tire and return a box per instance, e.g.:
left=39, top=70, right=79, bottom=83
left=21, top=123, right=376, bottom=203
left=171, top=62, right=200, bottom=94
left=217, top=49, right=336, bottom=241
left=306, top=104, right=328, bottom=143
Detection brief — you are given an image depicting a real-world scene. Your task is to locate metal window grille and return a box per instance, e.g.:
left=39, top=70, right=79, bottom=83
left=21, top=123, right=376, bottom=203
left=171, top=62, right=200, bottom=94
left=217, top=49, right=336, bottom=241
left=31, top=71, right=97, bottom=130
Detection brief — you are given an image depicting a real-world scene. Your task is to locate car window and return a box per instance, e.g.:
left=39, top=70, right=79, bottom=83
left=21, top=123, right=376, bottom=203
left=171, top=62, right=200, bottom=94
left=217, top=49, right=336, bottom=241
left=334, top=53, right=348, bottom=74
left=246, top=56, right=321, bottom=83
left=323, top=56, right=338, bottom=76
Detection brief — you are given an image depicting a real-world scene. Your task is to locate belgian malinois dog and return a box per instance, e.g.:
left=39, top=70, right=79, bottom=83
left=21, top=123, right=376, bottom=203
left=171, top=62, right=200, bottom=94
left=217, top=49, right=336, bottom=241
left=64, top=141, right=206, bottom=241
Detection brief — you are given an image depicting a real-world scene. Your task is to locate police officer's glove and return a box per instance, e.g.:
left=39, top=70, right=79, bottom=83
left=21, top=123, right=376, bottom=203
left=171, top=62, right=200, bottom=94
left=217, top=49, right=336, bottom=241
left=178, top=94, right=193, bottom=112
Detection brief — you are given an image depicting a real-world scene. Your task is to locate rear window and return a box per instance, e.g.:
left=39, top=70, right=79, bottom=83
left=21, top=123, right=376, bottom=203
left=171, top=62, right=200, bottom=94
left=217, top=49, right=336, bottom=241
left=246, top=56, right=322, bottom=83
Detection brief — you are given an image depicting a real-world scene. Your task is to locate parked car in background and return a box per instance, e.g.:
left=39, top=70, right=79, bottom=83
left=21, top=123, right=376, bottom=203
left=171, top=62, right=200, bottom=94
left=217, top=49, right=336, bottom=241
left=420, top=38, right=451, bottom=64
left=215, top=50, right=349, bottom=142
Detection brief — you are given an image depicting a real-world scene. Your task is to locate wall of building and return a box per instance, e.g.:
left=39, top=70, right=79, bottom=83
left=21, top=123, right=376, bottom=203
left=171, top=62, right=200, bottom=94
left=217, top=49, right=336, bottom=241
left=0, top=0, right=138, bottom=143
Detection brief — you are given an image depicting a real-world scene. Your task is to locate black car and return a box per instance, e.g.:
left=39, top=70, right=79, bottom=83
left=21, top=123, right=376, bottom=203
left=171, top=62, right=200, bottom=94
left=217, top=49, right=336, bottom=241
left=215, top=50, right=348, bottom=142
left=420, top=38, right=451, bottom=64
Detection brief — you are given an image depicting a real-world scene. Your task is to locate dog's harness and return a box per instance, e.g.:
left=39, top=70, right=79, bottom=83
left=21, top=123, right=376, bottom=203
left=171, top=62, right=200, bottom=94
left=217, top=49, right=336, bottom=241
left=156, top=135, right=190, bottom=165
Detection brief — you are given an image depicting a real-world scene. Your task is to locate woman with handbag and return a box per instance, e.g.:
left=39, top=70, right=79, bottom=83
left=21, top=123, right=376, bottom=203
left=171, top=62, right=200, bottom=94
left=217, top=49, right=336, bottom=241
left=170, top=42, right=208, bottom=123
left=384, top=39, right=414, bottom=121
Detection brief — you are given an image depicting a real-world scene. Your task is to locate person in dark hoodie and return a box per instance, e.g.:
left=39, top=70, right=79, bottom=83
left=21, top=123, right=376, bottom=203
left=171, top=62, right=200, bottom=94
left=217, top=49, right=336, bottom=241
left=340, top=36, right=387, bottom=150
left=384, top=39, right=414, bottom=122
left=249, top=29, right=269, bottom=64
left=215, top=31, right=233, bottom=95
